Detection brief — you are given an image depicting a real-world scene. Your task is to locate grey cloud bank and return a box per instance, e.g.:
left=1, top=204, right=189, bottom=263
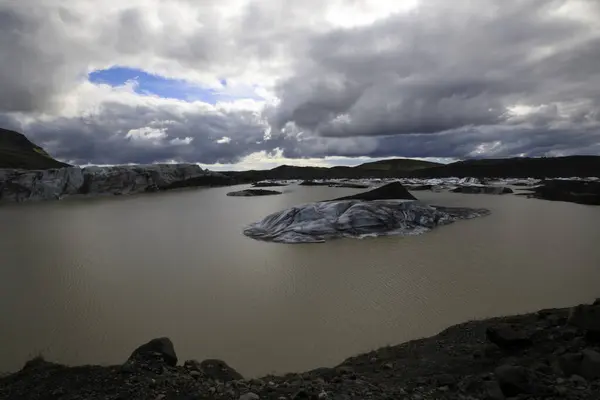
left=0, top=0, right=599, bottom=166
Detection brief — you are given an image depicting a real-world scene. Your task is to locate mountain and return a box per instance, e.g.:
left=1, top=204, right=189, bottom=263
left=222, top=159, right=440, bottom=182
left=355, top=158, right=441, bottom=171
left=409, top=156, right=600, bottom=178
left=224, top=156, right=600, bottom=182
left=0, top=128, right=70, bottom=169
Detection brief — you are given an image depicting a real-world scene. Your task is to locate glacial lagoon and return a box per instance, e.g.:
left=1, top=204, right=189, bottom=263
left=1, top=184, right=600, bottom=377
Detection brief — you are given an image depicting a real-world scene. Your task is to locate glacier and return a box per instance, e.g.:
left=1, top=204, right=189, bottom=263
left=0, top=164, right=230, bottom=203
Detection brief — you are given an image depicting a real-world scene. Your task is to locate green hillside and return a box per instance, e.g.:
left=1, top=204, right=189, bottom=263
left=0, top=128, right=70, bottom=169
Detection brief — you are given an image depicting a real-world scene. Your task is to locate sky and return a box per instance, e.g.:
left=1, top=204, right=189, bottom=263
left=1, top=0, right=599, bottom=170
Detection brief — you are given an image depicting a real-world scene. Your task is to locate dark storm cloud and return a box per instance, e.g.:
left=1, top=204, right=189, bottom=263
left=0, top=0, right=599, bottom=165
left=271, top=0, right=600, bottom=140
left=278, top=126, right=600, bottom=160
left=9, top=102, right=280, bottom=165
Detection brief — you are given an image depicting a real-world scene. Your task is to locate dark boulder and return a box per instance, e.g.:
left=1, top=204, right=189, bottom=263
left=568, top=303, right=600, bottom=338
left=494, top=365, right=536, bottom=396
left=332, top=182, right=416, bottom=201
left=21, top=356, right=57, bottom=371
left=581, top=348, right=600, bottom=380
left=483, top=380, right=505, bottom=400
left=197, top=359, right=243, bottom=382
left=558, top=353, right=584, bottom=377
left=227, top=189, right=282, bottom=197
left=486, top=324, right=533, bottom=350
left=128, top=337, right=177, bottom=367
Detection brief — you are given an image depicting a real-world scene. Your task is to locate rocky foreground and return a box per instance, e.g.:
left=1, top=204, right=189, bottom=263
left=2, top=300, right=600, bottom=399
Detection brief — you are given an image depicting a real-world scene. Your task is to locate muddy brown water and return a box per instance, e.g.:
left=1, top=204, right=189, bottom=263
left=1, top=185, right=599, bottom=377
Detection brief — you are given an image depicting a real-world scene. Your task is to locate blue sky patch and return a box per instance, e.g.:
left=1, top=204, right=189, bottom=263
left=88, top=67, right=256, bottom=103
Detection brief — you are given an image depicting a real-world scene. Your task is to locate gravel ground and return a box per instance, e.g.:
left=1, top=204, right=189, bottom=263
left=2, top=300, right=600, bottom=400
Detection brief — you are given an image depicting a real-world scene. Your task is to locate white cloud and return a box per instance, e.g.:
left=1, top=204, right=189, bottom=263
left=216, top=136, right=231, bottom=144
left=170, top=137, right=193, bottom=145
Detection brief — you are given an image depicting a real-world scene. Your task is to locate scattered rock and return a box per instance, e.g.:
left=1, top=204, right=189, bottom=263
left=486, top=324, right=533, bottom=349
left=4, top=301, right=600, bottom=400
left=568, top=303, right=600, bottom=336
left=239, top=392, right=260, bottom=400
left=580, top=348, right=600, bottom=379
left=198, top=359, right=243, bottom=382
left=570, top=374, right=587, bottom=387
left=494, top=365, right=534, bottom=396
left=435, top=374, right=457, bottom=387
left=189, top=370, right=202, bottom=378
left=128, top=337, right=178, bottom=367
left=183, top=360, right=201, bottom=370
left=559, top=353, right=584, bottom=377
left=292, top=389, right=310, bottom=399
left=21, top=357, right=54, bottom=371
left=483, top=380, right=505, bottom=400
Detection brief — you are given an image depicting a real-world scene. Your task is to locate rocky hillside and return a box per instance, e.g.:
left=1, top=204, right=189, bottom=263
left=2, top=299, right=599, bottom=399
left=0, top=128, right=69, bottom=169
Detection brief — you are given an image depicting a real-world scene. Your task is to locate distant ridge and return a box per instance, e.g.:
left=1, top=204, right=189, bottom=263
left=0, top=128, right=69, bottom=169
left=355, top=158, right=441, bottom=171
left=223, top=155, right=600, bottom=181
left=409, top=156, right=600, bottom=178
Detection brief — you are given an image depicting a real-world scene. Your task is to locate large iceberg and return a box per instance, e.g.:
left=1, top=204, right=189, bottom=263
left=243, top=200, right=489, bottom=243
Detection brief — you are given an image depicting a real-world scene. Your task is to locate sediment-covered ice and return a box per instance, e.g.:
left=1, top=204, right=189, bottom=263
left=0, top=164, right=229, bottom=203
left=243, top=200, right=490, bottom=243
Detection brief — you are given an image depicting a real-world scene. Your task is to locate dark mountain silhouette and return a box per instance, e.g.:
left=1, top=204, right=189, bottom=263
left=0, top=128, right=69, bottom=169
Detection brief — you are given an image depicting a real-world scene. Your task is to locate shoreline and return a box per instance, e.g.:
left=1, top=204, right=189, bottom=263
left=2, top=300, right=599, bottom=399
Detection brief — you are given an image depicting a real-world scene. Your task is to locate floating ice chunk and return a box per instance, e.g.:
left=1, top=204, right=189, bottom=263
left=244, top=200, right=489, bottom=243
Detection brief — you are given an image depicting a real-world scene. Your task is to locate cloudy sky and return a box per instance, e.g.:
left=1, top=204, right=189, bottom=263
left=1, top=0, right=599, bottom=170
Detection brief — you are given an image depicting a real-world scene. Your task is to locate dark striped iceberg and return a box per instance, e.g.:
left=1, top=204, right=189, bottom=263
left=243, top=200, right=489, bottom=243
